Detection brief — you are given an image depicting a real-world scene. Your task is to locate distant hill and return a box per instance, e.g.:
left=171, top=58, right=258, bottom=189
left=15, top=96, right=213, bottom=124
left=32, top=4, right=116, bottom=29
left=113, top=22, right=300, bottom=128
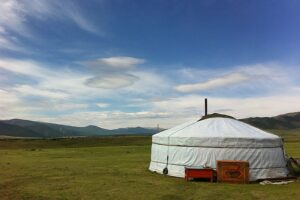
left=0, top=121, right=41, bottom=137
left=1, top=111, right=299, bottom=138
left=0, top=119, right=159, bottom=138
left=114, top=127, right=160, bottom=135
left=241, top=112, right=300, bottom=130
left=0, top=119, right=116, bottom=138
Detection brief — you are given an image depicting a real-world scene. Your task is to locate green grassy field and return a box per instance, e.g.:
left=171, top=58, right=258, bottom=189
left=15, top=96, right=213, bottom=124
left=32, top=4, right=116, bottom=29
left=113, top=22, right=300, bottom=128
left=0, top=134, right=300, bottom=200
left=267, top=129, right=300, bottom=142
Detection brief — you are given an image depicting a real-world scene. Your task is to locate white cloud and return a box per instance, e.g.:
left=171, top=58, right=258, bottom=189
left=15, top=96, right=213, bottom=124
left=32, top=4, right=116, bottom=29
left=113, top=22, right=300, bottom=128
left=0, top=0, right=31, bottom=36
left=81, top=56, right=147, bottom=89
left=1, top=58, right=299, bottom=129
left=97, top=103, right=110, bottom=108
left=0, top=59, right=50, bottom=78
left=64, top=5, right=99, bottom=34
left=0, top=0, right=100, bottom=53
left=100, top=57, right=145, bottom=69
left=0, top=89, right=33, bottom=119
left=0, top=89, right=19, bottom=105
left=0, top=26, right=28, bottom=52
left=151, top=94, right=300, bottom=122
left=14, top=85, right=68, bottom=99
left=0, top=58, right=128, bottom=102
left=175, top=72, right=250, bottom=92
left=48, top=102, right=88, bottom=111
left=0, top=0, right=99, bottom=35
left=26, top=111, right=172, bottom=129
left=125, top=70, right=172, bottom=97
left=0, top=27, right=5, bottom=34
left=0, top=35, right=24, bottom=52
left=173, top=63, right=295, bottom=94
left=0, top=86, right=89, bottom=118
left=86, top=73, right=139, bottom=89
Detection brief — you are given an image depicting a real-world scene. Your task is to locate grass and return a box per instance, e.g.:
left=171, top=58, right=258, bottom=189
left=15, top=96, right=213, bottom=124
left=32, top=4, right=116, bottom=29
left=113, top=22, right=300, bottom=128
left=267, top=128, right=300, bottom=142
left=0, top=134, right=300, bottom=200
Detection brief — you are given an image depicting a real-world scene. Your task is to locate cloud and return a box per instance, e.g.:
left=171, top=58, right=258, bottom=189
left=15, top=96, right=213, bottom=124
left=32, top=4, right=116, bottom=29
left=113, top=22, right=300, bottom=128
left=0, top=26, right=5, bottom=34
left=25, top=111, right=172, bottom=129
left=125, top=70, right=173, bottom=97
left=82, top=56, right=146, bottom=89
left=59, top=1, right=99, bottom=34
left=41, top=102, right=88, bottom=111
left=0, top=58, right=99, bottom=100
left=0, top=89, right=32, bottom=119
left=0, top=0, right=100, bottom=53
left=1, top=58, right=299, bottom=129
left=0, top=59, right=50, bottom=78
left=0, top=0, right=32, bottom=37
left=0, top=27, right=28, bottom=52
left=86, top=73, right=139, bottom=89
left=175, top=72, right=250, bottom=92
left=97, top=103, right=110, bottom=108
left=151, top=93, right=300, bottom=121
left=0, top=89, right=19, bottom=106
left=100, top=57, right=145, bottom=69
left=14, top=85, right=68, bottom=99
left=173, top=63, right=296, bottom=95
left=82, top=56, right=145, bottom=72
left=0, top=0, right=99, bottom=35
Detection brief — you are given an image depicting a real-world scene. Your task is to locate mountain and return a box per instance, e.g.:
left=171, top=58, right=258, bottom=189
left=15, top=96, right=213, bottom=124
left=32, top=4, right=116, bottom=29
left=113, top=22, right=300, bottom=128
left=114, top=127, right=160, bottom=135
left=241, top=112, right=300, bottom=130
left=0, top=121, right=41, bottom=137
left=0, top=119, right=116, bottom=138
left=1, top=111, right=299, bottom=138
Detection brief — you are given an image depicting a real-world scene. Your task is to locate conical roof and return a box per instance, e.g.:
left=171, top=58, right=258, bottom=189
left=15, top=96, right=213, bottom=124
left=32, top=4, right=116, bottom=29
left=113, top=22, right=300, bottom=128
left=153, top=117, right=282, bottom=148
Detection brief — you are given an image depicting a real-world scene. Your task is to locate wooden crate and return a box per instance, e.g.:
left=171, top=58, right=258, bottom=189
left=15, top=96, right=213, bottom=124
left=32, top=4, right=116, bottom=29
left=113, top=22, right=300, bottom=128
left=217, top=160, right=249, bottom=184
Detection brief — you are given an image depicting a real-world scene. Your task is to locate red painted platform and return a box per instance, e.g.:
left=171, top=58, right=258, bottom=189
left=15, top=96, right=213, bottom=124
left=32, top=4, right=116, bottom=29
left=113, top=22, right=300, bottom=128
left=185, top=167, right=214, bottom=182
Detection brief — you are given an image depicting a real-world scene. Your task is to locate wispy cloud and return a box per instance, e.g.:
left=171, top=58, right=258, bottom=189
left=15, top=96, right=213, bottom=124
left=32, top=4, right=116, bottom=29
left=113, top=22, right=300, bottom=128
left=0, top=57, right=299, bottom=128
left=86, top=74, right=139, bottom=89
left=174, top=63, right=293, bottom=94
left=0, top=0, right=99, bottom=35
left=14, top=85, right=68, bottom=99
left=0, top=27, right=28, bottom=52
left=97, top=103, right=110, bottom=108
left=83, top=56, right=145, bottom=71
left=0, top=0, right=100, bottom=53
left=175, top=72, right=249, bottom=92
left=0, top=57, right=163, bottom=121
left=100, top=57, right=145, bottom=69
left=83, top=56, right=145, bottom=89
left=27, top=111, right=172, bottom=129
left=0, top=0, right=32, bottom=37
left=0, top=59, right=52, bottom=78
left=60, top=1, right=99, bottom=34
left=151, top=93, right=300, bottom=122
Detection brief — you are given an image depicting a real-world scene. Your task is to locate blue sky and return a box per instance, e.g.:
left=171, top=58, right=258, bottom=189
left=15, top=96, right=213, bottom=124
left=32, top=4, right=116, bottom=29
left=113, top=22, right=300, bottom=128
left=1, top=0, right=300, bottom=128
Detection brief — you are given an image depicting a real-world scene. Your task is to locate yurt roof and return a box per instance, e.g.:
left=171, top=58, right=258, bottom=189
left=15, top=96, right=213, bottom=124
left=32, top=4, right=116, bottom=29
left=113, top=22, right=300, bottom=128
left=153, top=117, right=282, bottom=148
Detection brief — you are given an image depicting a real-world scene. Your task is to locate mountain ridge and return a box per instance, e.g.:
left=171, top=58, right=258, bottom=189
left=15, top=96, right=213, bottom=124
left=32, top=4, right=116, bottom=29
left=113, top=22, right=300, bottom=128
left=240, top=111, right=300, bottom=130
left=1, top=111, right=300, bottom=138
left=0, top=118, right=158, bottom=138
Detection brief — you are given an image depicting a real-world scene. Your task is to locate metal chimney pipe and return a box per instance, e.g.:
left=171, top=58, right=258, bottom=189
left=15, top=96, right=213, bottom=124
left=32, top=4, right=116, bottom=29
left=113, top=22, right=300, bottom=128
left=205, top=98, right=207, bottom=116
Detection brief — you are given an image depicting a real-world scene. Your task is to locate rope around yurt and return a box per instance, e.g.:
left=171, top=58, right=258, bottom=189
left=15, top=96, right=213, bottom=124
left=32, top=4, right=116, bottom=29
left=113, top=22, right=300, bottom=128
left=163, top=120, right=199, bottom=175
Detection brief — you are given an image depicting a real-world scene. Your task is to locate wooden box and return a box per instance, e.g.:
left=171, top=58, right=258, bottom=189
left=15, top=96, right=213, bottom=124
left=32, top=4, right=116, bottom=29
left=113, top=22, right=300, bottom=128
left=217, top=160, right=249, bottom=184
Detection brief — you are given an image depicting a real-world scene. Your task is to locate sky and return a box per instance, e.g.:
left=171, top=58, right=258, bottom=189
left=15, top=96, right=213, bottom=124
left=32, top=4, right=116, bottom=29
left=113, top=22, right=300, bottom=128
left=1, top=0, right=300, bottom=129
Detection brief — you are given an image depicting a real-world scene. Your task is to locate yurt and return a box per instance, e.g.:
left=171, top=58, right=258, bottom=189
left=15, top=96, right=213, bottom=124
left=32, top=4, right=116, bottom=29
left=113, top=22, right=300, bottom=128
left=149, top=113, right=289, bottom=181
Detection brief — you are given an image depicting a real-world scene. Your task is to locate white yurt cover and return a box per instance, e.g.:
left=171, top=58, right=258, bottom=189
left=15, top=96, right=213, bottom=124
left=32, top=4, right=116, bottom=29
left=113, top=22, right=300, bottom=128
left=149, top=117, right=289, bottom=181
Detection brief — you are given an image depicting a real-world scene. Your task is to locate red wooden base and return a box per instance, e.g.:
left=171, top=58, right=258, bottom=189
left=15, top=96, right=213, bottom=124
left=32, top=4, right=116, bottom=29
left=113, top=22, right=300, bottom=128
left=185, top=168, right=214, bottom=182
